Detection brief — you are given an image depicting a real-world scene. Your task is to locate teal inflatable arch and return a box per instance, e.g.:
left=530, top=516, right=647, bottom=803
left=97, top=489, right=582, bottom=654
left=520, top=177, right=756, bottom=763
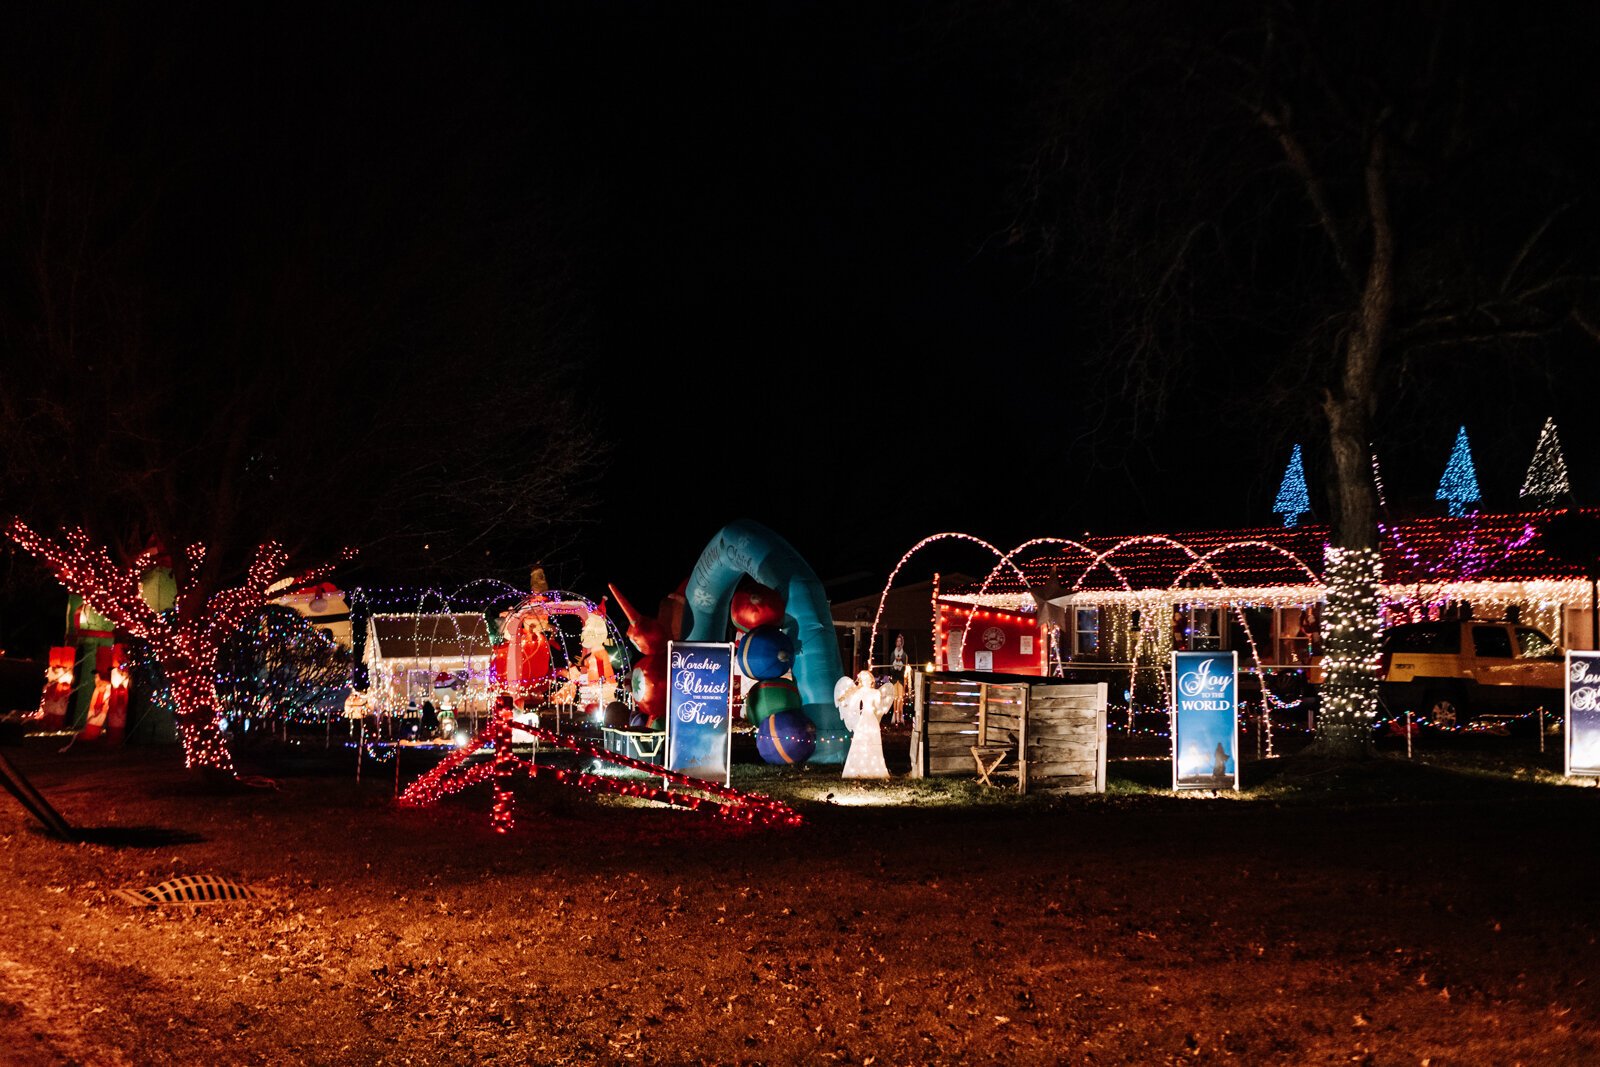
left=683, top=520, right=848, bottom=764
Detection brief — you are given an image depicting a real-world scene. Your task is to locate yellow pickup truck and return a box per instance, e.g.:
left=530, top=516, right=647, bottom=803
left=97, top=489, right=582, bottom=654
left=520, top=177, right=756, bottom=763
left=1378, top=619, right=1565, bottom=723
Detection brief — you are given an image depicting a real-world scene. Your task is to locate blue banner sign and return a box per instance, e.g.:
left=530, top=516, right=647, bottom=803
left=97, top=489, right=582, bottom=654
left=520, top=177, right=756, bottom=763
left=666, top=641, right=735, bottom=785
left=1170, top=651, right=1239, bottom=791
left=1566, top=651, right=1600, bottom=777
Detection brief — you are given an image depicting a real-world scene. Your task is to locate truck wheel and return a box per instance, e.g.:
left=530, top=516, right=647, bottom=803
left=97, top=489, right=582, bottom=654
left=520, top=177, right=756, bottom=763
left=1424, top=687, right=1467, bottom=727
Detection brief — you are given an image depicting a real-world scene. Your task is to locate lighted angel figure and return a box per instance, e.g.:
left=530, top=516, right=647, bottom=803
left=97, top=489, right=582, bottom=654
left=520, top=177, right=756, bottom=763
left=833, top=671, right=890, bottom=779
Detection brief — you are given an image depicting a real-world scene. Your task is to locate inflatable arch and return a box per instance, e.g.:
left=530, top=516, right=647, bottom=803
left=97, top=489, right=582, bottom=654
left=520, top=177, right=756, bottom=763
left=683, top=520, right=848, bottom=764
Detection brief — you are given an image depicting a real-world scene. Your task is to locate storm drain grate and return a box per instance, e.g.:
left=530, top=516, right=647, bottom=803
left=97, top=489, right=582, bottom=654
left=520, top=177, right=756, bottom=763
left=113, top=875, right=267, bottom=906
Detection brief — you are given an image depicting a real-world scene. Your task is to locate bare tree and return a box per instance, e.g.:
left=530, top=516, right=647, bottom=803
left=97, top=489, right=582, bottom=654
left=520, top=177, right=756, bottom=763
left=1009, top=0, right=1600, bottom=753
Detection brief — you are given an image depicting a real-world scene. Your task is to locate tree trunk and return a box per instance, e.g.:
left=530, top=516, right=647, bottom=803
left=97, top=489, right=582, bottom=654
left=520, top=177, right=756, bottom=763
left=1315, top=391, right=1383, bottom=757
left=165, top=666, right=237, bottom=775
left=1311, top=132, right=1393, bottom=759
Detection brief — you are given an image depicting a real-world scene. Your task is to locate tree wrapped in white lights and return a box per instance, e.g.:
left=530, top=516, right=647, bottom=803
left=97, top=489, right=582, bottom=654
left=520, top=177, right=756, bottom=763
left=1519, top=417, right=1571, bottom=509
left=5, top=521, right=341, bottom=774
left=1317, top=546, right=1383, bottom=745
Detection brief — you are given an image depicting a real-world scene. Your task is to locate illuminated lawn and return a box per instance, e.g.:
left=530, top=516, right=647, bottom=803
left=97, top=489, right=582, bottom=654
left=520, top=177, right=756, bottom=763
left=0, top=737, right=1595, bottom=1065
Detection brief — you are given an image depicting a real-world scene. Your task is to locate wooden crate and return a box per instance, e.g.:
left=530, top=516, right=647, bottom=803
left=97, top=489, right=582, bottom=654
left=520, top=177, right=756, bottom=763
left=911, top=675, right=1105, bottom=794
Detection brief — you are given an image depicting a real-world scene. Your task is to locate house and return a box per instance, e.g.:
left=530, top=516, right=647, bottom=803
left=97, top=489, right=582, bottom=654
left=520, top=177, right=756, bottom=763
left=928, top=509, right=1599, bottom=701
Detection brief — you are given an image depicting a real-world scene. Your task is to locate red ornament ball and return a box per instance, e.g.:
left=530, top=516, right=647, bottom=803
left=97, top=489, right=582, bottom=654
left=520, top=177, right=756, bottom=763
left=730, top=578, right=785, bottom=633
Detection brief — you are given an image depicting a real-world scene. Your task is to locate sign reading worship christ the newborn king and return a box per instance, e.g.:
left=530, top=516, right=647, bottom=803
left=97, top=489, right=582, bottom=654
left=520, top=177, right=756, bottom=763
left=1170, top=651, right=1240, bottom=792
left=1566, top=650, right=1600, bottom=778
left=665, top=641, right=735, bottom=786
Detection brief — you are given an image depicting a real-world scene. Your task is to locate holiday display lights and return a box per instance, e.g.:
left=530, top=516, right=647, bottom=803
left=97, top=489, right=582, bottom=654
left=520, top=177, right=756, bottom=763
left=399, top=710, right=801, bottom=832
left=1518, top=417, right=1571, bottom=509
left=1317, top=545, right=1383, bottom=745
left=1435, top=426, right=1482, bottom=518
left=6, top=521, right=345, bottom=773
left=1273, top=445, right=1311, bottom=527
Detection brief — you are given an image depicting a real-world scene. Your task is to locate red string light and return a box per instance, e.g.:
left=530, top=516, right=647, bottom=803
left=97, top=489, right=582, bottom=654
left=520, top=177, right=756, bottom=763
left=6, top=520, right=347, bottom=775
left=399, top=714, right=801, bottom=832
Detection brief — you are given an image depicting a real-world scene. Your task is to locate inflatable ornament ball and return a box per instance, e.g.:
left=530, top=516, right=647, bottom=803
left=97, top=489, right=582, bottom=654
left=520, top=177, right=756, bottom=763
left=730, top=577, right=786, bottom=633
left=736, top=625, right=794, bottom=681
left=744, top=677, right=801, bottom=725
left=756, top=710, right=816, bottom=765
left=629, top=710, right=653, bottom=729
left=603, top=701, right=632, bottom=729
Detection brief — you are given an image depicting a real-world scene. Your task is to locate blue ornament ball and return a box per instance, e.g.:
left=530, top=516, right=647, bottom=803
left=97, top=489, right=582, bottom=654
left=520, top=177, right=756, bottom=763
left=629, top=710, right=652, bottom=729
left=736, top=625, right=794, bottom=681
left=755, top=710, right=815, bottom=765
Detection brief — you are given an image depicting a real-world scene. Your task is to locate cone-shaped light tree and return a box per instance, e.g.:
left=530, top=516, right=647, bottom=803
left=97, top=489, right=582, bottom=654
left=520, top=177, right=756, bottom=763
left=1274, top=445, right=1312, bottom=527
left=1435, top=427, right=1483, bottom=518
left=1519, top=417, right=1572, bottom=509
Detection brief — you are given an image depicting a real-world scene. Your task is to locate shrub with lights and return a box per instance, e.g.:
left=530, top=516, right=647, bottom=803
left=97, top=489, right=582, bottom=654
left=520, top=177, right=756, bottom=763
left=215, top=604, right=352, bottom=732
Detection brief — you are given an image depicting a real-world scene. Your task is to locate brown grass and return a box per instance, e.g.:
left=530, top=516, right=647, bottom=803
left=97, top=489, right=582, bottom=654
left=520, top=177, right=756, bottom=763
left=0, top=735, right=1596, bottom=1065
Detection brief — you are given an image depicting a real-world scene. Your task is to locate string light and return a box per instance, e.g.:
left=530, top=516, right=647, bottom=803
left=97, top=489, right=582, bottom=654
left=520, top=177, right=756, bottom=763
left=1519, top=417, right=1571, bottom=509
left=1274, top=444, right=1311, bottom=527
left=6, top=521, right=347, bottom=774
left=1436, top=426, right=1483, bottom=518
left=399, top=711, right=801, bottom=832
left=1318, top=545, right=1384, bottom=743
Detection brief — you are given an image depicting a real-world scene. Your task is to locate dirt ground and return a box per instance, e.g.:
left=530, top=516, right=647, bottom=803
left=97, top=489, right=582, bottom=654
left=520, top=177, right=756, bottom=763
left=0, top=731, right=1596, bottom=1066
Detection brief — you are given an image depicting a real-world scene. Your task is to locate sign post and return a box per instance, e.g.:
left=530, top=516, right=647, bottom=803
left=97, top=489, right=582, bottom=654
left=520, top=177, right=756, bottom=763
left=1565, top=651, right=1600, bottom=778
left=665, top=641, right=735, bottom=786
left=1170, top=651, right=1240, bottom=791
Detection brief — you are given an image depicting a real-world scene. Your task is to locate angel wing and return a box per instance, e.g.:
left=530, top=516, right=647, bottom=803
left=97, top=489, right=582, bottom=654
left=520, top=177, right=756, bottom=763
left=833, top=675, right=861, bottom=732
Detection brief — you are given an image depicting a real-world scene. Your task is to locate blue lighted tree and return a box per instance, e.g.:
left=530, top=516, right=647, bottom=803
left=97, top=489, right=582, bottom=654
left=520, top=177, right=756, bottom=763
left=1273, top=444, right=1311, bottom=527
left=1435, top=426, right=1482, bottom=517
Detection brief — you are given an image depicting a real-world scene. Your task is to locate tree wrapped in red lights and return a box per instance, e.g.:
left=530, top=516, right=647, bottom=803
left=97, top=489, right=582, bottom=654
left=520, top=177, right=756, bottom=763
left=5, top=521, right=341, bottom=774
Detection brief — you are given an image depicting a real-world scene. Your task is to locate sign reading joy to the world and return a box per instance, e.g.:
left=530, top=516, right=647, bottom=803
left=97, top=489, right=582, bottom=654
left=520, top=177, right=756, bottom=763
left=1170, top=650, right=1240, bottom=792
left=665, top=641, right=735, bottom=785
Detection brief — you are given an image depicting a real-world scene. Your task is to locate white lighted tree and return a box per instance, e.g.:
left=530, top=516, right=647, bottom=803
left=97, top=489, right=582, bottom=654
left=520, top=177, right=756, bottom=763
left=1519, top=417, right=1571, bottom=509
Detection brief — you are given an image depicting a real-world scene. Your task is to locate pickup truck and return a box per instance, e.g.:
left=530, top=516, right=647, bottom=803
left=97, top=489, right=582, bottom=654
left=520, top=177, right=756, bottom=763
left=1378, top=619, right=1565, bottom=723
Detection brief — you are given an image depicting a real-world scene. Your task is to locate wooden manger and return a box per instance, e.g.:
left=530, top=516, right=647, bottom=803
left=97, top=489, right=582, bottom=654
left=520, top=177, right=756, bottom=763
left=909, top=673, right=1107, bottom=795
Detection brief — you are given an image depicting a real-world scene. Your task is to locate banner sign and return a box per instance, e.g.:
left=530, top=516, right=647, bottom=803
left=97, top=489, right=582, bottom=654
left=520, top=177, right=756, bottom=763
left=665, top=641, right=735, bottom=785
left=1566, top=651, right=1600, bottom=777
left=1170, top=651, right=1239, bottom=791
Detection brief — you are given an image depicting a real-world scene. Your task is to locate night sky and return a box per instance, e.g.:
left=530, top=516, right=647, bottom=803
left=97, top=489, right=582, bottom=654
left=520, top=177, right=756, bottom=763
left=3, top=4, right=1597, bottom=643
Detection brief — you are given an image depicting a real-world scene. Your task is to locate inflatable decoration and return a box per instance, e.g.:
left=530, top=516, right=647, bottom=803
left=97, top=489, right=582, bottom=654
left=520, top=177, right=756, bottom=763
left=756, top=709, right=817, bottom=765
left=579, top=604, right=617, bottom=686
left=39, top=648, right=74, bottom=730
left=731, top=576, right=786, bottom=633
left=744, top=677, right=801, bottom=725
left=608, top=582, right=669, bottom=728
left=604, top=701, right=632, bottom=728
left=684, top=520, right=847, bottom=763
left=736, top=625, right=794, bottom=681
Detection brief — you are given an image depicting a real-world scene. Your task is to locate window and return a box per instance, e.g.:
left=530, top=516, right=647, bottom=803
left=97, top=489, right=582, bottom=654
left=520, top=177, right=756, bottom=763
left=1181, top=607, right=1223, bottom=651
left=1515, top=627, right=1560, bottom=659
left=1472, top=625, right=1514, bottom=659
left=1074, top=609, right=1099, bottom=655
left=1382, top=623, right=1459, bottom=655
